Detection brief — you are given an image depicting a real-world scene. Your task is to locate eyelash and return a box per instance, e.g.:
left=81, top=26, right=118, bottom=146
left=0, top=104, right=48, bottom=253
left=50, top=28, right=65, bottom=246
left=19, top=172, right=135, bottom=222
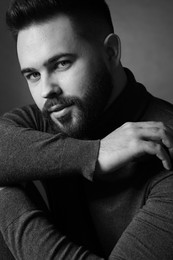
left=26, top=72, right=40, bottom=81
left=54, top=60, right=71, bottom=70
left=25, top=60, right=72, bottom=82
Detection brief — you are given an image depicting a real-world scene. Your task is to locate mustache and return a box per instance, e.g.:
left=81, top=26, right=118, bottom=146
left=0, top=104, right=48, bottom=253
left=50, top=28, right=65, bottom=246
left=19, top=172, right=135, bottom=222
left=42, top=96, right=83, bottom=118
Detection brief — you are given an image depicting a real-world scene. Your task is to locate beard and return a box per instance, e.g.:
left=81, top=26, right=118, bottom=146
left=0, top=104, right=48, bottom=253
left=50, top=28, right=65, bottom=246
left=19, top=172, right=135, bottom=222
left=42, top=65, right=113, bottom=138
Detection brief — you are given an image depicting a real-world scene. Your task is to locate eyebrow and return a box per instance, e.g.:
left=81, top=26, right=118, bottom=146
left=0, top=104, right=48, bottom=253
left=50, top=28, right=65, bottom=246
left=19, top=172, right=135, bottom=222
left=21, top=68, right=36, bottom=76
left=21, top=53, right=76, bottom=75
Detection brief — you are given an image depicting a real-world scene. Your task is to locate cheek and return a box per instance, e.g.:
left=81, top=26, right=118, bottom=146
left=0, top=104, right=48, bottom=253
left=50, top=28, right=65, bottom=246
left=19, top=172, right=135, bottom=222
left=60, top=61, right=95, bottom=98
left=29, top=86, right=45, bottom=111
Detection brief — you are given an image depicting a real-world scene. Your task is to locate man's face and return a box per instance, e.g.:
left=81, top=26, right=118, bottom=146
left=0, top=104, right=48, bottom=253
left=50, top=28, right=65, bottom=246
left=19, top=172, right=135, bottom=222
left=17, top=15, right=112, bottom=137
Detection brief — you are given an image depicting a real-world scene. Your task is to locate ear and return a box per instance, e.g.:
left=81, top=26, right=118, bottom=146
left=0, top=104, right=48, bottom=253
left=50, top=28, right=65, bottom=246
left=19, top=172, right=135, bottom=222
left=104, top=33, right=121, bottom=66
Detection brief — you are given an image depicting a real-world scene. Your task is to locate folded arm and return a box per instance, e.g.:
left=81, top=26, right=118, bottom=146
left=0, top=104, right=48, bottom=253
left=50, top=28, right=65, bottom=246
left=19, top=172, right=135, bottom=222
left=0, top=105, right=173, bottom=185
left=0, top=105, right=99, bottom=185
left=1, top=171, right=173, bottom=259
left=0, top=185, right=104, bottom=260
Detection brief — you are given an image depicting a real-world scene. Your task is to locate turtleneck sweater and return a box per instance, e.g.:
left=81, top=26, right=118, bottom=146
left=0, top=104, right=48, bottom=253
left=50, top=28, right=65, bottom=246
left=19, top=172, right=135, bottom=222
left=0, top=69, right=173, bottom=259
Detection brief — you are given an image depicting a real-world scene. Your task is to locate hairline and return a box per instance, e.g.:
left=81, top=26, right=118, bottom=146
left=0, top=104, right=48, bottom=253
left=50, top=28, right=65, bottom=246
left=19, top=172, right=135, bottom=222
left=12, top=9, right=114, bottom=44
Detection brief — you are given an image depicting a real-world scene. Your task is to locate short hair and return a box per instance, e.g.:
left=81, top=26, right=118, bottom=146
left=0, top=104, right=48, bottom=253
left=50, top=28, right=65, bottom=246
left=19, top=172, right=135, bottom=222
left=6, top=0, right=114, bottom=41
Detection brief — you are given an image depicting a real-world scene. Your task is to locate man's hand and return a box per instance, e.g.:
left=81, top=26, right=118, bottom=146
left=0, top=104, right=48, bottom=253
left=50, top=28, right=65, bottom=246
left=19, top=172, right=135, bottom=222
left=97, top=121, right=173, bottom=174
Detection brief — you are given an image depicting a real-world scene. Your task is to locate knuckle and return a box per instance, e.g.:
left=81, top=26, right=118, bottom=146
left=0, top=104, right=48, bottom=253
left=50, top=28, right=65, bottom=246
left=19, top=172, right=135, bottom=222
left=123, top=122, right=132, bottom=128
left=158, top=121, right=165, bottom=129
left=148, top=141, right=158, bottom=151
left=131, top=139, right=139, bottom=149
left=147, top=142, right=155, bottom=151
left=156, top=143, right=162, bottom=153
left=159, top=128, right=166, bottom=137
left=152, top=128, right=158, bottom=135
left=123, top=122, right=137, bottom=135
left=131, top=129, right=137, bottom=138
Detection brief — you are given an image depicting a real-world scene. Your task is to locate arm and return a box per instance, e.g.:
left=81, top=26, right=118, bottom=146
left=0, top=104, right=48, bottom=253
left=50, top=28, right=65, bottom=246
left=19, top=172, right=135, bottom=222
left=0, top=106, right=172, bottom=185
left=0, top=105, right=99, bottom=185
left=0, top=185, right=104, bottom=260
left=96, top=121, right=173, bottom=178
left=1, top=171, right=173, bottom=259
left=109, top=171, right=173, bottom=260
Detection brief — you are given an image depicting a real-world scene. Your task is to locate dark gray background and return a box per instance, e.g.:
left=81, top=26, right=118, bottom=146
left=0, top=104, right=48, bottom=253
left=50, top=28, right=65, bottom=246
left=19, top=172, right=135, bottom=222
left=1, top=0, right=173, bottom=115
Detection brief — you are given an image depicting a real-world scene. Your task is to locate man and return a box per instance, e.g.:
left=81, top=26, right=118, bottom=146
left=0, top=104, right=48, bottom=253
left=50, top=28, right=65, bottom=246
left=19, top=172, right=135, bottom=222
left=0, top=0, right=173, bottom=259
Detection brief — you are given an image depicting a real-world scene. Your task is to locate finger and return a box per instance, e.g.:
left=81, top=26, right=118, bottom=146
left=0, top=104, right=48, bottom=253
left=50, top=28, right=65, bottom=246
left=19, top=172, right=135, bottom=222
left=125, top=121, right=173, bottom=135
left=168, top=147, right=173, bottom=158
left=156, top=146, right=172, bottom=170
left=123, top=122, right=173, bottom=148
left=142, top=141, right=172, bottom=170
left=133, top=121, right=166, bottom=129
left=137, top=127, right=173, bottom=150
left=161, top=128, right=173, bottom=148
left=136, top=122, right=173, bottom=147
left=134, top=122, right=173, bottom=139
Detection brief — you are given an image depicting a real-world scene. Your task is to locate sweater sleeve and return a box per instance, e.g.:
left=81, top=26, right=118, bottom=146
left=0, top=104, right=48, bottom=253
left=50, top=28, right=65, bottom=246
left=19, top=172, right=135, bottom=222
left=0, top=186, right=104, bottom=260
left=0, top=105, right=100, bottom=185
left=109, top=171, right=173, bottom=260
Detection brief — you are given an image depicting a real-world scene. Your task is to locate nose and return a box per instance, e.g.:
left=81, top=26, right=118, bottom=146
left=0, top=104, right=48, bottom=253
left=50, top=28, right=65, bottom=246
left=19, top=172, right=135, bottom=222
left=41, top=75, right=62, bottom=99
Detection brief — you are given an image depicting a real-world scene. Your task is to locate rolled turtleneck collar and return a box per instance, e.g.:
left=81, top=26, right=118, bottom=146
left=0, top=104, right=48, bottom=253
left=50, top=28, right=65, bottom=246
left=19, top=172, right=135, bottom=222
left=88, top=68, right=152, bottom=140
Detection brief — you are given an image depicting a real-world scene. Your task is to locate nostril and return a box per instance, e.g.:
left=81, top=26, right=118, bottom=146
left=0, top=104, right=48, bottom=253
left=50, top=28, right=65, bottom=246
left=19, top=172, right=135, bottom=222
left=45, top=91, right=60, bottom=99
left=54, top=85, right=63, bottom=95
left=41, top=83, right=62, bottom=99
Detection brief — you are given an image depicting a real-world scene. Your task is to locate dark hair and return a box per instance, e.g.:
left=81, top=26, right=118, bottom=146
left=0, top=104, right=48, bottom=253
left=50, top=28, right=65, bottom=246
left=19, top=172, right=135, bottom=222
left=6, top=0, right=114, bottom=40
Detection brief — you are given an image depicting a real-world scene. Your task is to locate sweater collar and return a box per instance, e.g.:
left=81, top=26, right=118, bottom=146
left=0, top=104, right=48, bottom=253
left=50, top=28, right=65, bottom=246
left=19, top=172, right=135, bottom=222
left=88, top=68, right=152, bottom=139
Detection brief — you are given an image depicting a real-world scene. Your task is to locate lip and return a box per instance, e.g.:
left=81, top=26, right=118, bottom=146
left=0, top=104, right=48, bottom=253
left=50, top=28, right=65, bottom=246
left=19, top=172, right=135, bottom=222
left=48, top=104, right=71, bottom=113
left=49, top=104, right=73, bottom=120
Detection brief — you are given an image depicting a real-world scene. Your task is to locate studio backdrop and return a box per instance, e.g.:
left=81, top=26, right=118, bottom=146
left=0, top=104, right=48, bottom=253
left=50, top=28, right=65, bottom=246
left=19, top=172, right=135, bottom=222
left=0, top=0, right=173, bottom=115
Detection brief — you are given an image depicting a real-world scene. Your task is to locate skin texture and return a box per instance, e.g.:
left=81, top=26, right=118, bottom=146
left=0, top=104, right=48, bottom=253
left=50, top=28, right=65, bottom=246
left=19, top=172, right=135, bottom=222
left=98, top=121, right=173, bottom=176
left=17, top=14, right=173, bottom=175
left=0, top=11, right=173, bottom=259
left=17, top=15, right=113, bottom=138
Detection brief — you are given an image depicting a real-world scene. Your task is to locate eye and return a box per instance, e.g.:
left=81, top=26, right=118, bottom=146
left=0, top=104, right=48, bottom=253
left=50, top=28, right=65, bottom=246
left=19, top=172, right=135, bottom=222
left=25, top=72, right=41, bottom=82
left=54, top=60, right=72, bottom=70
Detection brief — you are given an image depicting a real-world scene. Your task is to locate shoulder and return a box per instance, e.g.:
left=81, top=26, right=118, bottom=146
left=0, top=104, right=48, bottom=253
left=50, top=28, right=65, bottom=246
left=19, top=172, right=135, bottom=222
left=143, top=95, right=173, bottom=127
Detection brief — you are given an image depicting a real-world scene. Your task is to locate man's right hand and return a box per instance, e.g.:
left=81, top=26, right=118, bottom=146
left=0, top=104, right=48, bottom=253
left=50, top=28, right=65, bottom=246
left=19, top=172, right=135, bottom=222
left=97, top=121, right=173, bottom=175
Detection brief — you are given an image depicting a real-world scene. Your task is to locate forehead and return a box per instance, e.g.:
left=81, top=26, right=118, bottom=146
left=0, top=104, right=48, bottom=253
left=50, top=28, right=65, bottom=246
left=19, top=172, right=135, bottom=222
left=17, top=15, right=87, bottom=67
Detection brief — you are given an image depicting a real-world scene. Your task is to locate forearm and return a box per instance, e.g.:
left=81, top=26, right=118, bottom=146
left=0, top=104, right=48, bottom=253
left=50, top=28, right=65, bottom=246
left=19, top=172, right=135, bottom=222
left=0, top=109, right=99, bottom=185
left=1, top=106, right=171, bottom=186
left=0, top=186, right=104, bottom=260
left=108, top=171, right=173, bottom=260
